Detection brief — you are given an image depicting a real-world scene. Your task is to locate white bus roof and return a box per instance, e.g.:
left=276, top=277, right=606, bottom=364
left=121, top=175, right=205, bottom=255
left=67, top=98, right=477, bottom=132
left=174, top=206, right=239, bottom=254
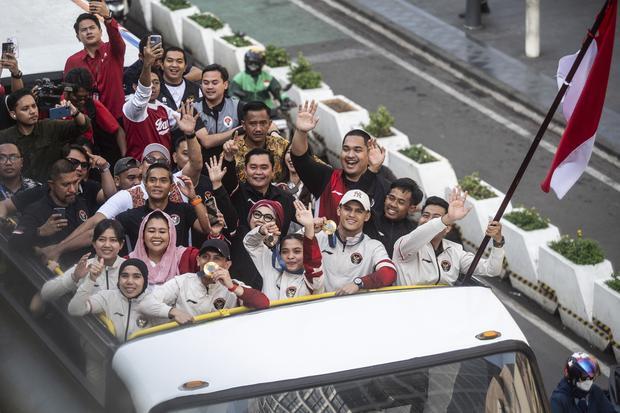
left=0, top=0, right=138, bottom=79
left=112, top=286, right=527, bottom=413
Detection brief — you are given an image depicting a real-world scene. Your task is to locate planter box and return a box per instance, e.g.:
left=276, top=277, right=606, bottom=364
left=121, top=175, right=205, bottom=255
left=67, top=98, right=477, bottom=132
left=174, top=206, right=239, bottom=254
left=502, top=214, right=561, bottom=290
left=538, top=244, right=613, bottom=349
left=388, top=146, right=458, bottom=198
left=151, top=2, right=200, bottom=48
left=265, top=65, right=291, bottom=87
left=377, top=127, right=410, bottom=167
left=129, top=0, right=155, bottom=31
left=312, top=95, right=368, bottom=165
left=182, top=14, right=232, bottom=66
left=213, top=35, right=264, bottom=77
left=593, top=280, right=620, bottom=361
left=454, top=180, right=512, bottom=246
left=288, top=82, right=334, bottom=120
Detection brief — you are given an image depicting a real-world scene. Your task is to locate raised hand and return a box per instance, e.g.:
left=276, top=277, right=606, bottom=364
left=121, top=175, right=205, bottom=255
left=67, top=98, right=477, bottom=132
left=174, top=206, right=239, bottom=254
left=213, top=268, right=234, bottom=290
left=38, top=213, right=68, bottom=237
left=222, top=136, right=240, bottom=162
left=209, top=212, right=225, bottom=237
left=88, top=153, right=109, bottom=171
left=367, top=138, right=386, bottom=173
left=259, top=221, right=281, bottom=238
left=177, top=175, right=197, bottom=199
left=295, top=100, right=319, bottom=133
left=72, top=253, right=92, bottom=282
left=177, top=100, right=199, bottom=135
left=486, top=221, right=503, bottom=243
left=0, top=52, right=19, bottom=76
left=206, top=154, right=227, bottom=188
left=294, top=200, right=314, bottom=228
left=143, top=42, right=163, bottom=67
left=89, top=0, right=111, bottom=18
left=88, top=257, right=105, bottom=281
left=444, top=187, right=471, bottom=224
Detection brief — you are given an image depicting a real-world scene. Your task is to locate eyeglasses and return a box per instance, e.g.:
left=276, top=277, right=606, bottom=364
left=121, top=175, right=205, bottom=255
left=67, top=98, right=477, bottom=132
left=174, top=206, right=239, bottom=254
left=143, top=155, right=169, bottom=166
left=67, top=157, right=90, bottom=169
left=0, top=154, right=22, bottom=164
left=251, top=210, right=275, bottom=223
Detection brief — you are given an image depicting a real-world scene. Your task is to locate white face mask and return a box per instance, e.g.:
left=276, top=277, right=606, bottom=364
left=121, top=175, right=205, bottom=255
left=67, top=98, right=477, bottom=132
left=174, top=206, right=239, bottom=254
left=576, top=379, right=593, bottom=392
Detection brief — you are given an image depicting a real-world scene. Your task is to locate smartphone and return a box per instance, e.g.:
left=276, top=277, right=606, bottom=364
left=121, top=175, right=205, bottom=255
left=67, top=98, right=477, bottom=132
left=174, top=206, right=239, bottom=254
left=204, top=196, right=219, bottom=225
left=49, top=106, right=72, bottom=120
left=53, top=208, right=66, bottom=218
left=149, top=35, right=162, bottom=48
left=1, top=42, right=14, bottom=59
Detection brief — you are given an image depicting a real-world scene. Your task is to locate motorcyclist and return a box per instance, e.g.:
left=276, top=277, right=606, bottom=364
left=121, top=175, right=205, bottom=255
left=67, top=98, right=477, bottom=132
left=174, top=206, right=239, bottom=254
left=550, top=351, right=615, bottom=412
left=229, top=48, right=292, bottom=113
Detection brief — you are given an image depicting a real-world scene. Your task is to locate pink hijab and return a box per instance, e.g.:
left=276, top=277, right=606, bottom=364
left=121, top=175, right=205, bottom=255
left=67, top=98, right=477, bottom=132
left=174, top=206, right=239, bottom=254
left=129, top=210, right=187, bottom=285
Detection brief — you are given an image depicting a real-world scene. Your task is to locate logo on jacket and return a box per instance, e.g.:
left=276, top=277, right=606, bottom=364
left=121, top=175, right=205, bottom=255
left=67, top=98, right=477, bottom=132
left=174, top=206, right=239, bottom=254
left=136, top=318, right=148, bottom=328
left=170, top=214, right=181, bottom=226
left=213, top=298, right=226, bottom=310
left=286, top=286, right=297, bottom=298
left=155, top=117, right=170, bottom=135
left=440, top=260, right=452, bottom=272
left=79, top=210, right=88, bottom=222
left=223, top=115, right=233, bottom=128
left=351, top=252, right=363, bottom=264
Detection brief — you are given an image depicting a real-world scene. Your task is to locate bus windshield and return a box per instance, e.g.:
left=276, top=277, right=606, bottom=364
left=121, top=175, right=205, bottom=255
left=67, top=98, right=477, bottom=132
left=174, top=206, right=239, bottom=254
left=168, top=351, right=545, bottom=412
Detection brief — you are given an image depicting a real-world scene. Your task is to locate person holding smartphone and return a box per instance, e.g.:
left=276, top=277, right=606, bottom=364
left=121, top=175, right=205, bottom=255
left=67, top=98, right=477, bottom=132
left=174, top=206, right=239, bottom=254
left=10, top=159, right=93, bottom=268
left=64, top=0, right=125, bottom=120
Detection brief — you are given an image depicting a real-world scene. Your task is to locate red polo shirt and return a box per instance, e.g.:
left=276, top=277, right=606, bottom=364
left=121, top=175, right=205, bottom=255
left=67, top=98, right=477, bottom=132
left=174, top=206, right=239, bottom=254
left=64, top=18, right=126, bottom=119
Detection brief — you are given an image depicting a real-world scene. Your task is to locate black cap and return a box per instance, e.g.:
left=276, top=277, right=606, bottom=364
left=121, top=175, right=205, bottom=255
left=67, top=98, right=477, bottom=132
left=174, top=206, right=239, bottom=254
left=113, top=157, right=140, bottom=176
left=199, top=239, right=231, bottom=260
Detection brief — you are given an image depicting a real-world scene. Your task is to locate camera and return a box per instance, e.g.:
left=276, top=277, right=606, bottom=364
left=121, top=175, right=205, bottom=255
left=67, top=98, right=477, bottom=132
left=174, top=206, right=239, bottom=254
left=34, top=78, right=67, bottom=111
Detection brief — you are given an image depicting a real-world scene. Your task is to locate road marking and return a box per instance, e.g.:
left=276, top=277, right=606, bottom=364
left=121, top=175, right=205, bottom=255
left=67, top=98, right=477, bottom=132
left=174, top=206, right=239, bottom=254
left=290, top=0, right=620, bottom=193
left=493, top=286, right=610, bottom=378
left=305, top=48, right=375, bottom=64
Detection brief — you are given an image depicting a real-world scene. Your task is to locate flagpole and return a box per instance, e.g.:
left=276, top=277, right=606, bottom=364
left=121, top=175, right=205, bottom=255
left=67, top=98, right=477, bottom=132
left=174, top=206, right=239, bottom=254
left=458, top=0, right=612, bottom=286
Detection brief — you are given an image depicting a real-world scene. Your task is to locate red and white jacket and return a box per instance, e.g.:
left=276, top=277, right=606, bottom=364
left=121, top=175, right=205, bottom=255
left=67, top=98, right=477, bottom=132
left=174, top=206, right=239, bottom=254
left=123, top=81, right=178, bottom=160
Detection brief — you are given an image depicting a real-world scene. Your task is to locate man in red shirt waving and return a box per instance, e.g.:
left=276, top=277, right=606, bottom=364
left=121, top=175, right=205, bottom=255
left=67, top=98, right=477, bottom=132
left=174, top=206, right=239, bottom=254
left=64, top=1, right=125, bottom=120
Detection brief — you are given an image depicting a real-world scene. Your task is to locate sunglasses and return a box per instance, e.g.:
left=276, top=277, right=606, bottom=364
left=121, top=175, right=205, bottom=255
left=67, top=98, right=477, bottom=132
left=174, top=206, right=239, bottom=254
left=67, top=157, right=90, bottom=169
left=143, top=155, right=170, bottom=166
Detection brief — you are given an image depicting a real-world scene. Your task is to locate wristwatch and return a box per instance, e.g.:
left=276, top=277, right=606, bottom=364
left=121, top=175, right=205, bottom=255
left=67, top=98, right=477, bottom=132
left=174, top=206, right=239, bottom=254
left=185, top=132, right=197, bottom=139
left=99, top=162, right=110, bottom=172
left=353, top=277, right=364, bottom=289
left=11, top=70, right=22, bottom=79
left=493, top=236, right=505, bottom=248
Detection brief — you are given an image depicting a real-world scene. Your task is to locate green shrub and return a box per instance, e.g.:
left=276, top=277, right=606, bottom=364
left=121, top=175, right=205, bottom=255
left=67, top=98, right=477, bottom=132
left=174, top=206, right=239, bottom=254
left=288, top=53, right=322, bottom=89
left=222, top=32, right=252, bottom=47
left=549, top=234, right=605, bottom=265
left=504, top=207, right=549, bottom=231
left=399, top=144, right=437, bottom=164
left=458, top=172, right=496, bottom=200
left=606, top=273, right=620, bottom=293
left=189, top=13, right=224, bottom=30
left=364, top=105, right=395, bottom=138
left=265, top=45, right=290, bottom=68
left=161, top=0, right=192, bottom=11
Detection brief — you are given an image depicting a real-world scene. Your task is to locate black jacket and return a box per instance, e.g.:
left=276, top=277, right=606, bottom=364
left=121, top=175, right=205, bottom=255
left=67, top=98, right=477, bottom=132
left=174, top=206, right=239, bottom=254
left=364, top=213, right=417, bottom=258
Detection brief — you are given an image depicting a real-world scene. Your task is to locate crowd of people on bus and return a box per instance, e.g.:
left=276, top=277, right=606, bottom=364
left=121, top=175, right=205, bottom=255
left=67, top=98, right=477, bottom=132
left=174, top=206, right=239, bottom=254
left=0, top=2, right=509, bottom=343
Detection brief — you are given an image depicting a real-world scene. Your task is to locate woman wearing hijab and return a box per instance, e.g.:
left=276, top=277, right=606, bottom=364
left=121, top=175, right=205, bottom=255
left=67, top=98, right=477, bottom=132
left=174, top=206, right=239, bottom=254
left=129, top=210, right=199, bottom=285
left=68, top=258, right=152, bottom=342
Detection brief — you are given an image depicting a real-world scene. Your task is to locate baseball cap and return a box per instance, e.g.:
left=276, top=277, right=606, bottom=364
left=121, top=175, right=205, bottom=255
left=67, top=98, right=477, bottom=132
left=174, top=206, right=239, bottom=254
left=142, top=143, right=171, bottom=163
left=339, top=189, right=371, bottom=211
left=113, top=157, right=140, bottom=176
left=199, top=239, right=231, bottom=260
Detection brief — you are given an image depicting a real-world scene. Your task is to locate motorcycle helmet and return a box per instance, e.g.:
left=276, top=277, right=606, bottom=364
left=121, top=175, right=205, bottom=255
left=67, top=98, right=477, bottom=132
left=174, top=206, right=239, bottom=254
left=244, top=48, right=265, bottom=76
left=564, top=352, right=600, bottom=384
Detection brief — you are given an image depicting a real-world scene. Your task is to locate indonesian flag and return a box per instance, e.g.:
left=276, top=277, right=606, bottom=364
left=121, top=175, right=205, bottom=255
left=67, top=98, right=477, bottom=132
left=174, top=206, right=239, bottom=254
left=541, top=0, right=617, bottom=199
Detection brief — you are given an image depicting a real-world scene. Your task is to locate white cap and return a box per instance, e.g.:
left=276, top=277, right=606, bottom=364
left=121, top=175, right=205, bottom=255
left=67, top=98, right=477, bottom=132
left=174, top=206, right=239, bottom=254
left=142, top=143, right=171, bottom=162
left=339, top=190, right=371, bottom=211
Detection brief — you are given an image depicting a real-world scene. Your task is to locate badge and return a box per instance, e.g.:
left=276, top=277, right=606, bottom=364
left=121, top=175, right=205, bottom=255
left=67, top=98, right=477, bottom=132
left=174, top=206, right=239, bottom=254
left=213, top=298, right=226, bottom=310
left=286, top=286, right=297, bottom=298
left=440, top=259, right=452, bottom=272
left=351, top=252, right=363, bottom=264
left=78, top=210, right=88, bottom=222
left=223, top=116, right=233, bottom=128
left=136, top=318, right=148, bottom=328
left=170, top=214, right=181, bottom=226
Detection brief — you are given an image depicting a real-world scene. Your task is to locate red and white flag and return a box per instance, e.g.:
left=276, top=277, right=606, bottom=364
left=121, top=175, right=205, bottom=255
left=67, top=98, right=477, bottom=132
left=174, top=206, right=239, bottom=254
left=541, top=0, right=617, bottom=199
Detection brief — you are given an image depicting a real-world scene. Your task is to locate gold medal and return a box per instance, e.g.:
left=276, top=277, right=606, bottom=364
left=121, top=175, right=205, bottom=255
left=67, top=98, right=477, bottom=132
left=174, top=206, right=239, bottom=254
left=322, top=220, right=337, bottom=235
left=203, top=262, right=219, bottom=277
